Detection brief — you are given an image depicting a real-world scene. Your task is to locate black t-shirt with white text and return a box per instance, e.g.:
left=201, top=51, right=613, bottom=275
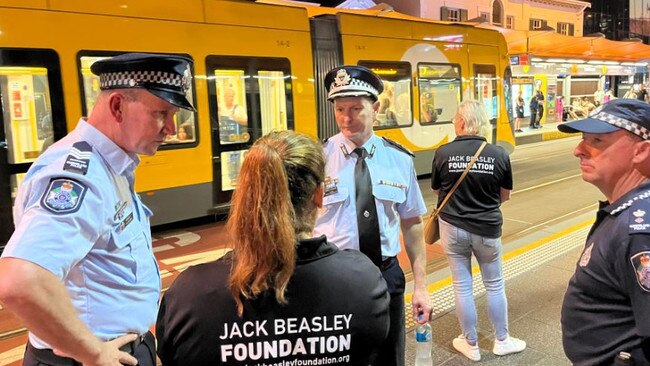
left=431, top=135, right=513, bottom=238
left=156, top=236, right=390, bottom=366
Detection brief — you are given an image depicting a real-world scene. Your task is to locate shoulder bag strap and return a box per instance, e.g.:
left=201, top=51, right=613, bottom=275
left=436, top=141, right=487, bottom=212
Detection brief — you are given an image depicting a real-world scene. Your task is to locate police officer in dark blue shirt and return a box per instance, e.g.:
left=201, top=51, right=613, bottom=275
left=0, top=53, right=195, bottom=366
left=558, top=99, right=650, bottom=366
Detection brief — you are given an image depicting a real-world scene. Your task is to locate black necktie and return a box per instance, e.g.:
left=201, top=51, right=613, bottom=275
left=354, top=147, right=382, bottom=267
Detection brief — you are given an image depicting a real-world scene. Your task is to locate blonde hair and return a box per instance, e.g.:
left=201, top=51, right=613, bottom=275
left=227, top=130, right=325, bottom=316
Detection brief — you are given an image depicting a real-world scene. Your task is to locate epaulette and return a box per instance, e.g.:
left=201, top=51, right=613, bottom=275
left=322, top=136, right=331, bottom=147
left=382, top=137, right=414, bottom=157
left=624, top=189, right=650, bottom=234
left=63, top=141, right=92, bottom=175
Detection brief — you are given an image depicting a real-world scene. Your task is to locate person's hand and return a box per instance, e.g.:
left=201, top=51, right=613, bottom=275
left=53, top=333, right=139, bottom=366
left=411, top=287, right=433, bottom=324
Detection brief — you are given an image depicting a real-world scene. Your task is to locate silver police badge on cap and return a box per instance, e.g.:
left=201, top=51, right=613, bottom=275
left=333, top=69, right=352, bottom=88
left=182, top=65, right=192, bottom=92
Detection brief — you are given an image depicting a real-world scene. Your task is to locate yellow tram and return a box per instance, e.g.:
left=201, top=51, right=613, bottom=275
left=0, top=0, right=513, bottom=246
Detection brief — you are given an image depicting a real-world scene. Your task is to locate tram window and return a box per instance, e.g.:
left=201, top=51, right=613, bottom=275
left=417, top=63, right=462, bottom=125
left=257, top=70, right=289, bottom=133
left=0, top=66, right=55, bottom=163
left=78, top=54, right=198, bottom=147
left=220, top=149, right=246, bottom=191
left=206, top=56, right=293, bottom=192
left=473, top=64, right=498, bottom=124
left=358, top=61, right=412, bottom=129
left=213, top=69, right=250, bottom=145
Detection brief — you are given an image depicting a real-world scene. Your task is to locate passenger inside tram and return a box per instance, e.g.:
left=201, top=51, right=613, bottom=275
left=566, top=97, right=587, bottom=120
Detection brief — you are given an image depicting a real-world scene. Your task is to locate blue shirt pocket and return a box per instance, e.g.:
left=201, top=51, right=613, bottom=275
left=323, top=187, right=349, bottom=206
left=373, top=184, right=406, bottom=204
left=108, top=221, right=145, bottom=284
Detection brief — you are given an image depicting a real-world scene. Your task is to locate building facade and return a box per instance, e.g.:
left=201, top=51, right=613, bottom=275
left=382, top=0, right=590, bottom=36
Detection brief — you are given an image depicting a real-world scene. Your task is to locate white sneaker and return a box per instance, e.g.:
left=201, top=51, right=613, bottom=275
left=452, top=335, right=481, bottom=361
left=493, top=335, right=526, bottom=356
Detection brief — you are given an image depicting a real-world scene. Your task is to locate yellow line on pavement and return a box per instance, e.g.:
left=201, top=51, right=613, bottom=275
left=405, top=219, right=594, bottom=304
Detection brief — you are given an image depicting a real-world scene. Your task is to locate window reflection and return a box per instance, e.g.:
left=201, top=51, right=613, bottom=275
left=418, top=64, right=462, bottom=125
left=0, top=67, right=54, bottom=163
left=474, top=64, right=498, bottom=122
left=358, top=62, right=412, bottom=128
left=257, top=70, right=288, bottom=133
left=215, top=70, right=249, bottom=144
left=221, top=149, right=247, bottom=191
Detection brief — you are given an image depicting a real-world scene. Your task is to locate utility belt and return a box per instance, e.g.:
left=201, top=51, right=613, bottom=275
left=118, top=332, right=151, bottom=355
left=23, top=331, right=154, bottom=366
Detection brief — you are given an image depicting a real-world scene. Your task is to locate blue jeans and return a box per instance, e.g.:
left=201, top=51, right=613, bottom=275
left=439, top=218, right=508, bottom=343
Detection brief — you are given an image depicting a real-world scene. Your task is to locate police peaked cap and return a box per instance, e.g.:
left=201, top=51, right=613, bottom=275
left=325, top=65, right=384, bottom=102
left=558, top=98, right=650, bottom=140
left=91, top=53, right=195, bottom=111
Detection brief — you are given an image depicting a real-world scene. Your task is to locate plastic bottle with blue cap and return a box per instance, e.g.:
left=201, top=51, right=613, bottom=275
left=414, top=313, right=432, bottom=366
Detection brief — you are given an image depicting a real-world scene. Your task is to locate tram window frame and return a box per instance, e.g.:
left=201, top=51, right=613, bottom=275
left=416, top=62, right=462, bottom=126
left=0, top=49, right=66, bottom=163
left=358, top=61, right=413, bottom=130
left=206, top=56, right=294, bottom=149
left=76, top=50, right=199, bottom=150
left=503, top=66, right=514, bottom=129
left=205, top=55, right=294, bottom=194
left=0, top=48, right=66, bottom=246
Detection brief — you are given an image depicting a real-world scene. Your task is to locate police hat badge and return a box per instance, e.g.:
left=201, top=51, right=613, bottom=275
left=324, top=65, right=384, bottom=102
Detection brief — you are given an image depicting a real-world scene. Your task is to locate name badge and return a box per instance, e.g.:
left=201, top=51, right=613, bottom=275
left=324, top=177, right=339, bottom=196
left=117, top=212, right=134, bottom=233
left=378, top=179, right=406, bottom=189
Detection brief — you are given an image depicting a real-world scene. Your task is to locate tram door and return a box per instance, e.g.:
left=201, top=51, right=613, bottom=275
left=0, top=49, right=66, bottom=250
left=205, top=56, right=293, bottom=210
left=473, top=65, right=498, bottom=144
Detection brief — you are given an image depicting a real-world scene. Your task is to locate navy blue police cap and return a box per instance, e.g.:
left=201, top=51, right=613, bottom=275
left=324, top=65, right=384, bottom=102
left=558, top=98, right=650, bottom=140
left=91, top=53, right=195, bottom=111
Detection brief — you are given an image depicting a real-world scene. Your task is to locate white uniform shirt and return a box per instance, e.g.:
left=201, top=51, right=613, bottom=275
left=313, top=133, right=426, bottom=257
left=3, top=119, right=160, bottom=348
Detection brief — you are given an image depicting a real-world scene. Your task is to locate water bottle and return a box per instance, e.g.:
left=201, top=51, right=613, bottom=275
left=414, top=316, right=433, bottom=366
left=614, top=352, right=634, bottom=366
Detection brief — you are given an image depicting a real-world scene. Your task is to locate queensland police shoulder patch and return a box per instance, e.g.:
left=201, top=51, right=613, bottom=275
left=630, top=251, right=650, bottom=292
left=41, top=178, right=87, bottom=214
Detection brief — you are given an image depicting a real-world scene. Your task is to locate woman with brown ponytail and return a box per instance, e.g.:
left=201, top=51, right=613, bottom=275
left=156, top=130, right=390, bottom=366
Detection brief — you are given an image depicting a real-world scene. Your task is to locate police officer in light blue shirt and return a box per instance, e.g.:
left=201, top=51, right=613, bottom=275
left=0, top=53, right=195, bottom=366
left=313, top=65, right=432, bottom=366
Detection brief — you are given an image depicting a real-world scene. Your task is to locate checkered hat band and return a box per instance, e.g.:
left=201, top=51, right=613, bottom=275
left=99, top=71, right=183, bottom=90
left=328, top=78, right=378, bottom=99
left=592, top=111, right=650, bottom=140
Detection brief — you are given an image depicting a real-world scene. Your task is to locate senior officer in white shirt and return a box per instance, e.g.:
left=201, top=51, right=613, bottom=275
left=0, top=53, right=195, bottom=366
left=314, top=65, right=432, bottom=366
